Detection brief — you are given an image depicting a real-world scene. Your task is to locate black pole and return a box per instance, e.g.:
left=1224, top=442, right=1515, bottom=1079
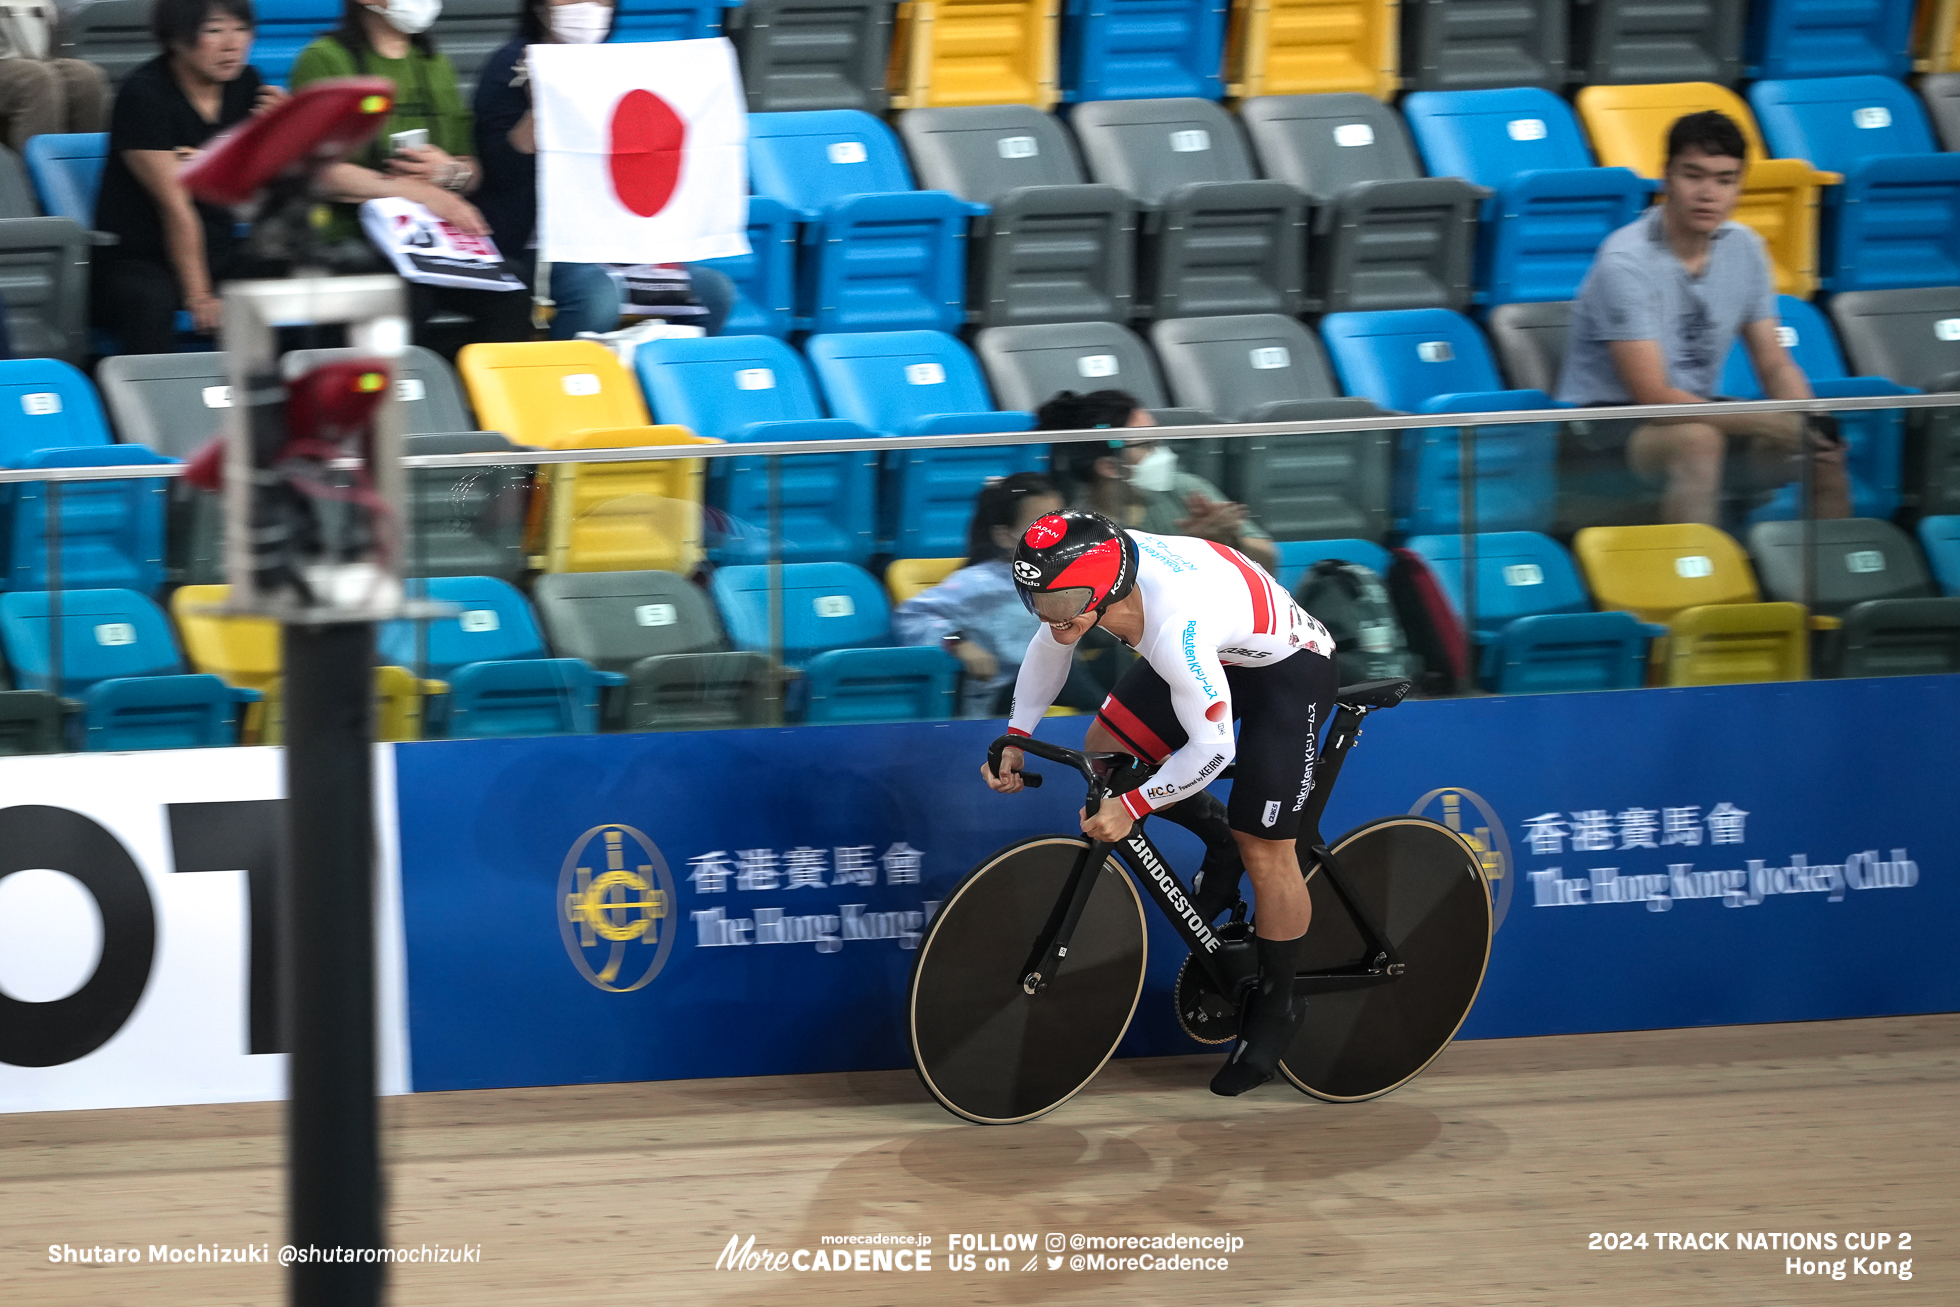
left=282, top=619, right=383, bottom=1306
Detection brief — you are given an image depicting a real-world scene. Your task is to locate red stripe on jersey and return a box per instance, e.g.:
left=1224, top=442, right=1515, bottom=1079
left=1098, top=695, right=1171, bottom=764
left=1207, top=540, right=1276, bottom=634
left=1006, top=726, right=1031, bottom=738
left=1120, top=788, right=1154, bottom=821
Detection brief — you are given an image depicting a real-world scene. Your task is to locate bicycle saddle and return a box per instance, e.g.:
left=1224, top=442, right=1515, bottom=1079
left=1336, top=679, right=1413, bottom=710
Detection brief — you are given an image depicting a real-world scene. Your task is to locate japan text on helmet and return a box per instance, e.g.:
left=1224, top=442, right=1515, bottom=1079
left=1011, top=510, right=1138, bottom=624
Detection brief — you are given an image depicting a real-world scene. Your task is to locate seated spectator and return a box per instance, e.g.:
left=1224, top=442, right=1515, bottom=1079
left=0, top=1, right=108, bottom=153
left=1038, top=388, right=1276, bottom=572
left=472, top=0, right=733, bottom=339
left=892, top=472, right=1127, bottom=716
left=292, top=0, right=531, bottom=356
left=1556, top=110, right=1848, bottom=526
left=91, top=0, right=283, bottom=357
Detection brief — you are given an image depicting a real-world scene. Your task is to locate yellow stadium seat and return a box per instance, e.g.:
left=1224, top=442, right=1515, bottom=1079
left=170, top=586, right=444, bottom=741
left=456, top=340, right=654, bottom=449
left=1572, top=524, right=1809, bottom=685
left=1226, top=0, right=1399, bottom=100
left=1575, top=83, right=1839, bottom=299
left=885, top=557, right=964, bottom=604
left=1916, top=0, right=1960, bottom=72
left=889, top=0, right=1061, bottom=109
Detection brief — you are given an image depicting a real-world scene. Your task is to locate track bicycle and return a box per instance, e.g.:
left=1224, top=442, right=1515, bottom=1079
left=905, top=679, right=1494, bottom=1125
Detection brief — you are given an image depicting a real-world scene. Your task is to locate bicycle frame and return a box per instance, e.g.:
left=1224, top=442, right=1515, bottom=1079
left=989, top=695, right=1408, bottom=1004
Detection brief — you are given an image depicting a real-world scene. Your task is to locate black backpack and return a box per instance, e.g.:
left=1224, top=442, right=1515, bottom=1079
left=1295, top=560, right=1424, bottom=687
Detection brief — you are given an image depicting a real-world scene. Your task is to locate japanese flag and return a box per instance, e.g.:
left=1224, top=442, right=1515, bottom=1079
left=530, top=38, right=750, bottom=266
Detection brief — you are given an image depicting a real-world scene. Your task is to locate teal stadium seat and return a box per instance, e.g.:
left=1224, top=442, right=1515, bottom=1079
left=1273, top=538, right=1392, bottom=593
left=1059, top=0, right=1228, bottom=102
left=695, top=195, right=799, bottom=337
left=1743, top=0, right=1915, bottom=80
left=1922, top=516, right=1960, bottom=596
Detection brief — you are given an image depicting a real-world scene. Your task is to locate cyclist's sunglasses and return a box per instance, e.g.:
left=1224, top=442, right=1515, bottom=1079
left=1025, top=585, right=1096, bottom=624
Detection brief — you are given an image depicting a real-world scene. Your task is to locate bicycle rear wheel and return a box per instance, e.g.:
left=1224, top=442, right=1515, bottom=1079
left=1278, top=816, right=1491, bottom=1102
left=907, top=836, right=1147, bottom=1125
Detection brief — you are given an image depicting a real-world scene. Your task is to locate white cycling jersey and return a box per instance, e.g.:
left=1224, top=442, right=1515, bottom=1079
left=1007, top=531, right=1335, bottom=819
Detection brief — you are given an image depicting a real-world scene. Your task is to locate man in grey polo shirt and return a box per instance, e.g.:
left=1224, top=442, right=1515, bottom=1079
left=1557, top=111, right=1847, bottom=526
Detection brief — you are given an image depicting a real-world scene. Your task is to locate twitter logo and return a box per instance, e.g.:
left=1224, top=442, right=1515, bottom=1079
left=1046, top=1256, right=1063, bottom=1270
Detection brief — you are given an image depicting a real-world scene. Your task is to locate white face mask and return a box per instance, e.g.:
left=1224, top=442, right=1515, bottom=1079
left=372, top=0, right=441, bottom=36
left=549, top=1, right=611, bottom=43
left=1128, top=444, right=1179, bottom=493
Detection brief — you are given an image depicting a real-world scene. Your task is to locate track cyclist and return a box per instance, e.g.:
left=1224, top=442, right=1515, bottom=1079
left=982, top=509, right=1340, bottom=1096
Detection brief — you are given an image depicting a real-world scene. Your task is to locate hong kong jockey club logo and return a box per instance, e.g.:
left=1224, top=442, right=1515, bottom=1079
left=1409, top=788, right=1515, bottom=931
left=559, top=824, right=680, bottom=992
left=1012, top=560, right=1044, bottom=584
left=1023, top=515, right=1068, bottom=548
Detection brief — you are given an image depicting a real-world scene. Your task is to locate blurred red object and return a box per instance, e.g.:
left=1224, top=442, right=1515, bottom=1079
left=181, top=78, right=396, bottom=208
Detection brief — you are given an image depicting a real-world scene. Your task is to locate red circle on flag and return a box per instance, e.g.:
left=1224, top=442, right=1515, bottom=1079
left=608, top=89, right=687, bottom=218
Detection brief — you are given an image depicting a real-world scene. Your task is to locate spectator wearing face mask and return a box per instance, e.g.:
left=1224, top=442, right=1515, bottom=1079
left=0, top=0, right=108, bottom=153
left=1037, top=389, right=1276, bottom=573
left=471, top=0, right=736, bottom=339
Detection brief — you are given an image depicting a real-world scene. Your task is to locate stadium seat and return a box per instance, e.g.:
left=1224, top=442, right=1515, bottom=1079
left=249, top=0, right=340, bottom=84
left=0, top=218, right=91, bottom=365
left=378, top=576, right=621, bottom=737
left=2, top=445, right=173, bottom=596
left=1746, top=517, right=1960, bottom=675
left=532, top=571, right=774, bottom=729
left=1059, top=0, right=1228, bottom=101
left=1744, top=0, right=1915, bottom=80
left=1919, top=515, right=1960, bottom=593
left=897, top=105, right=1138, bottom=326
left=1239, top=94, right=1480, bottom=313
left=1149, top=314, right=1391, bottom=538
left=0, top=357, right=111, bottom=464
left=1922, top=73, right=1960, bottom=150
left=1320, top=308, right=1559, bottom=533
left=1569, top=0, right=1746, bottom=86
left=635, top=334, right=878, bottom=565
left=727, top=0, right=893, bottom=112
left=1573, top=522, right=1809, bottom=684
left=1271, top=536, right=1391, bottom=591
left=746, top=109, right=983, bottom=333
left=1484, top=300, right=1572, bottom=394
left=1575, top=82, right=1837, bottom=298
left=0, top=687, right=64, bottom=754
left=0, top=144, right=37, bottom=217
left=1750, top=76, right=1960, bottom=293
left=888, top=0, right=1060, bottom=108
left=612, top=0, right=745, bottom=41
left=695, top=195, right=798, bottom=338
left=1406, top=531, right=1657, bottom=691
left=885, top=555, right=963, bottom=602
left=0, top=588, right=258, bottom=749
left=1068, top=97, right=1310, bottom=319
left=22, top=133, right=105, bottom=225
left=1224, top=0, right=1398, bottom=99
left=804, top=330, right=1042, bottom=556
left=1829, top=286, right=1960, bottom=397
left=800, top=643, right=960, bottom=721
left=1399, top=0, right=1567, bottom=91
left=1715, top=294, right=1912, bottom=522
left=169, top=585, right=441, bottom=742
left=1403, top=88, right=1652, bottom=306
left=974, top=318, right=1168, bottom=411
left=53, top=0, right=155, bottom=87
left=400, top=432, right=531, bottom=581
left=458, top=340, right=666, bottom=447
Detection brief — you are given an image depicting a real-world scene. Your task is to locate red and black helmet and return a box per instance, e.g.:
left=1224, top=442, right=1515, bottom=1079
left=1012, top=510, right=1139, bottom=624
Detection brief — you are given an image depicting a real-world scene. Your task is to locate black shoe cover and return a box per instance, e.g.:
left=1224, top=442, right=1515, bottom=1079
left=1210, top=932, right=1309, bottom=1097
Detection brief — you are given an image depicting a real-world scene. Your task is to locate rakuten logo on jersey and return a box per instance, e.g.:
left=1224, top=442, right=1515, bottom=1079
left=1181, top=621, right=1218, bottom=700
left=1023, top=515, right=1068, bottom=548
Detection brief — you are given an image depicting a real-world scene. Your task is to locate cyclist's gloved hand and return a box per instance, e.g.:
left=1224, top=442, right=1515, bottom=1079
left=982, top=746, right=1027, bottom=794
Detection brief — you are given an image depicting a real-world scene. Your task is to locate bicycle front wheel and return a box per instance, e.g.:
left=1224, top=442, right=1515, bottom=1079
left=907, top=836, right=1147, bottom=1125
left=1278, top=816, right=1492, bottom=1102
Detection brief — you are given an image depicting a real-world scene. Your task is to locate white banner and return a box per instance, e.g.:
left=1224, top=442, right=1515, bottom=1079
left=531, top=38, right=751, bottom=266
left=0, top=748, right=411, bottom=1113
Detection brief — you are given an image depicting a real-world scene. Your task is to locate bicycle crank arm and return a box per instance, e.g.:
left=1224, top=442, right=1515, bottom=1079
left=1292, top=953, right=1408, bottom=996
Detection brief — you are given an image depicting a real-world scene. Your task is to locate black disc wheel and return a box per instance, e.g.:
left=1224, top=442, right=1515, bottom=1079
left=908, top=836, right=1147, bottom=1124
left=1278, top=816, right=1492, bottom=1103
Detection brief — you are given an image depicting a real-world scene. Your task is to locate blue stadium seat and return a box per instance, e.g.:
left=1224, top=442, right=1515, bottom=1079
left=1922, top=516, right=1960, bottom=596
left=0, top=588, right=257, bottom=749
left=746, top=110, right=985, bottom=333
left=1744, top=0, right=1915, bottom=81
left=1404, top=531, right=1658, bottom=692
left=1749, top=76, right=1960, bottom=294
left=1272, top=538, right=1393, bottom=593
left=1059, top=0, right=1228, bottom=102
left=377, top=576, right=622, bottom=738
left=246, top=0, right=340, bottom=85
left=22, top=133, right=105, bottom=224
left=1716, top=293, right=1912, bottom=522
left=3, top=445, right=174, bottom=595
left=611, top=0, right=743, bottom=42
left=695, top=195, right=798, bottom=337
left=0, top=357, right=112, bottom=464
left=1320, top=308, right=1559, bottom=533
left=804, top=330, right=1042, bottom=556
left=1402, top=88, right=1654, bottom=305
left=802, top=645, right=960, bottom=722
left=635, top=335, right=878, bottom=565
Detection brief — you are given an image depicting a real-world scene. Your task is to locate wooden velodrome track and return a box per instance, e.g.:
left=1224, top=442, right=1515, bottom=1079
left=3, top=1014, right=1952, bottom=1305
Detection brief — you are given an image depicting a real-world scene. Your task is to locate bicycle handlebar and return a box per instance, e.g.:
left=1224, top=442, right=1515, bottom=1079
left=987, top=734, right=1117, bottom=797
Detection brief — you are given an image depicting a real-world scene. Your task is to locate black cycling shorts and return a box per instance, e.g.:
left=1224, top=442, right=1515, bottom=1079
left=1095, top=648, right=1339, bottom=842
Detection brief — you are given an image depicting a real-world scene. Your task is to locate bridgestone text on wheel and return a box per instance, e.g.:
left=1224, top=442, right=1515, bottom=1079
left=907, top=836, right=1147, bottom=1124
left=1279, top=816, right=1492, bottom=1102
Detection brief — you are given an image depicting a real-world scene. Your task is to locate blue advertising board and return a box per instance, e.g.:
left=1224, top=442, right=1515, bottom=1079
left=396, top=676, right=1960, bottom=1092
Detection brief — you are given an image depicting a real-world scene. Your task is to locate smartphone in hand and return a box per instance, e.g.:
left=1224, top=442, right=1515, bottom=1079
left=390, top=127, right=429, bottom=155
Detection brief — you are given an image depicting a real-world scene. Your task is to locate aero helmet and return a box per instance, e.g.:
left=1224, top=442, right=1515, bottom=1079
left=1011, top=509, right=1139, bottom=623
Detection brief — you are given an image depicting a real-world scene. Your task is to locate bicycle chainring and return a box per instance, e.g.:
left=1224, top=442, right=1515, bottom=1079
left=1173, top=926, right=1256, bottom=1045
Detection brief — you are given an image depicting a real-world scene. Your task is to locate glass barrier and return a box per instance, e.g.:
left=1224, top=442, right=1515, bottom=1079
left=2, top=391, right=1957, bottom=758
